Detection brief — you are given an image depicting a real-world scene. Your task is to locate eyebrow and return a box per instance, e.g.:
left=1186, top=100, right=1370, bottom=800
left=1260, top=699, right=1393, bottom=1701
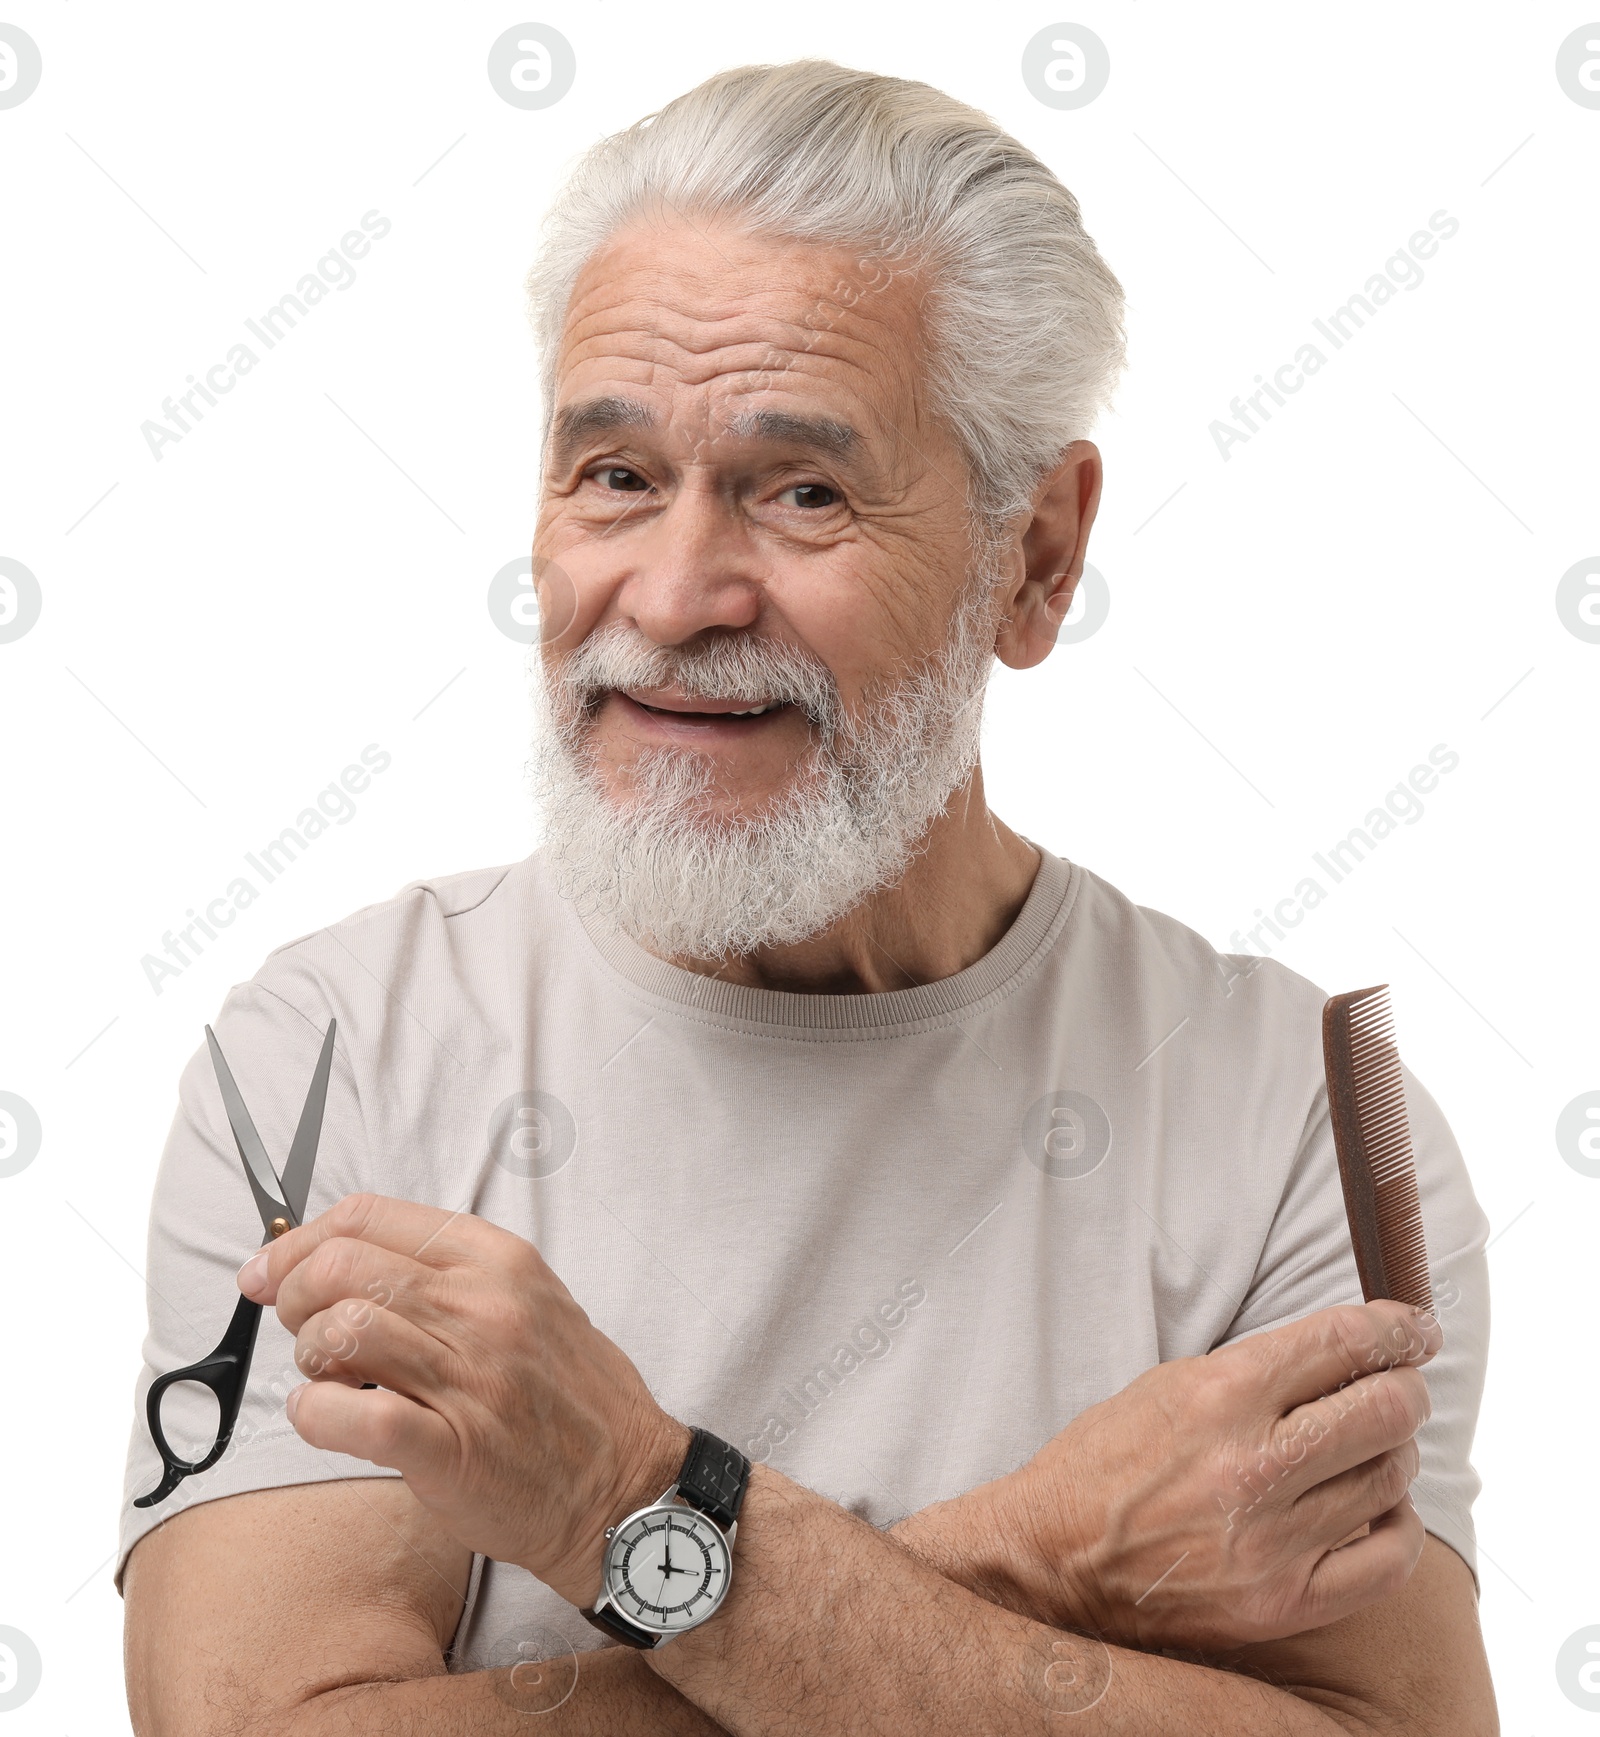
left=546, top=395, right=862, bottom=474
left=725, top=408, right=859, bottom=460
left=548, top=395, right=658, bottom=472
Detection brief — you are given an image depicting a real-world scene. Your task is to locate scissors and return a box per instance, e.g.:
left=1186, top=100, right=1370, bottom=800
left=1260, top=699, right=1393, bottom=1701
left=136, top=1016, right=372, bottom=1507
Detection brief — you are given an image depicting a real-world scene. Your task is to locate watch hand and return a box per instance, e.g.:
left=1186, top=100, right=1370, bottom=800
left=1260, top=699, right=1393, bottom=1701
left=658, top=1526, right=693, bottom=1577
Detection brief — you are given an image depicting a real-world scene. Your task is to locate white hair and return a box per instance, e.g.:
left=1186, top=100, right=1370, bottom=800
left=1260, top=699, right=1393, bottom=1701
left=524, top=58, right=1127, bottom=527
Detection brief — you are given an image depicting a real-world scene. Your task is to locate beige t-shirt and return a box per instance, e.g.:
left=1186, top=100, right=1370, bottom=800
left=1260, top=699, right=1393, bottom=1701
left=114, top=848, right=1489, bottom=1668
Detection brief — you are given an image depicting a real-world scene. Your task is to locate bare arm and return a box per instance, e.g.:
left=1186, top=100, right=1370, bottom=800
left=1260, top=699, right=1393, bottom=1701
left=649, top=1468, right=1496, bottom=1736
left=1221, top=1537, right=1495, bottom=1734
left=122, top=1478, right=726, bottom=1737
left=122, top=1471, right=1493, bottom=1737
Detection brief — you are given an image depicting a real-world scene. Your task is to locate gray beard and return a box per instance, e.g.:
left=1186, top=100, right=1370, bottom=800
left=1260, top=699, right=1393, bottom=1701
left=528, top=573, right=999, bottom=963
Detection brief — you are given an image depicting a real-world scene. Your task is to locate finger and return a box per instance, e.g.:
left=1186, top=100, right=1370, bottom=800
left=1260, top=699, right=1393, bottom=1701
left=241, top=1192, right=493, bottom=1303
left=286, top=1372, right=458, bottom=1486
left=1271, top=1363, right=1431, bottom=1492
left=1226, top=1301, right=1441, bottom=1413
left=269, top=1233, right=449, bottom=1338
left=293, top=1291, right=457, bottom=1396
left=1298, top=1495, right=1426, bottom=1629
left=1288, top=1439, right=1420, bottom=1552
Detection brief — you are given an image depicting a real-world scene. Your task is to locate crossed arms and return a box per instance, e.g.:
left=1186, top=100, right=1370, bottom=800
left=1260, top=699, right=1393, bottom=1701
left=123, top=1196, right=1498, bottom=1735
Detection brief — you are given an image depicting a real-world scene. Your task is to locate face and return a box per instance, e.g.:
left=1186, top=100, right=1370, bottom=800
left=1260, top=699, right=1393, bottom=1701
left=532, top=216, right=987, bottom=822
left=523, top=216, right=1101, bottom=961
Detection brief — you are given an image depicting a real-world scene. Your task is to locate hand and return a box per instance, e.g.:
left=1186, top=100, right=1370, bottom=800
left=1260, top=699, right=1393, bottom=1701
left=895, top=1300, right=1440, bottom=1651
left=236, top=1192, right=690, bottom=1607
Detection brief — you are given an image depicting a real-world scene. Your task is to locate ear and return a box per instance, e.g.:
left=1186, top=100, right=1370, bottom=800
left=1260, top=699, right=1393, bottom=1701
left=993, top=441, right=1104, bottom=671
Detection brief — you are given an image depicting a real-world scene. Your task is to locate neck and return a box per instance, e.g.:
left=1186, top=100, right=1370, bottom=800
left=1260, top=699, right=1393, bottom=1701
left=658, top=765, right=1042, bottom=994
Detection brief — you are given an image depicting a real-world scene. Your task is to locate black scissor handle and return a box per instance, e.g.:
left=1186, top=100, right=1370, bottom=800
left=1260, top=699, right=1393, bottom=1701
left=136, top=1286, right=382, bottom=1508
left=134, top=1291, right=263, bottom=1508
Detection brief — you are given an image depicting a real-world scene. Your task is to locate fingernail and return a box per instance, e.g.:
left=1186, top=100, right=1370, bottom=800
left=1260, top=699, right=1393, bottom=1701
left=285, top=1383, right=303, bottom=1421
left=1410, top=1305, right=1444, bottom=1349
left=236, top=1249, right=270, bottom=1298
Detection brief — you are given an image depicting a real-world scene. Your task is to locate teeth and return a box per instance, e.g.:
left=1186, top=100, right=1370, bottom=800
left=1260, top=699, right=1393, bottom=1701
left=632, top=695, right=784, bottom=717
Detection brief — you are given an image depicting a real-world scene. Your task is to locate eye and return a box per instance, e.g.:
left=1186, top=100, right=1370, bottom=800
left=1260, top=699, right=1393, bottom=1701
left=779, top=482, right=839, bottom=510
left=589, top=465, right=652, bottom=493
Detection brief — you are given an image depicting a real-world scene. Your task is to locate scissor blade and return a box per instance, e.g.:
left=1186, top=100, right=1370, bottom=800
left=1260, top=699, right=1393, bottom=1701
left=205, top=1025, right=291, bottom=1237
left=278, top=1017, right=337, bottom=1227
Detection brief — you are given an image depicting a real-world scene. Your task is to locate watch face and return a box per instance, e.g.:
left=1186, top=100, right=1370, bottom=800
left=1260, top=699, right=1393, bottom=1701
left=605, top=1503, right=731, bottom=1635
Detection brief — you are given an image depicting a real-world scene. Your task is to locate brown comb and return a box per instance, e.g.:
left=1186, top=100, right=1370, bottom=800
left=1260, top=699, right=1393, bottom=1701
left=1321, top=984, right=1433, bottom=1312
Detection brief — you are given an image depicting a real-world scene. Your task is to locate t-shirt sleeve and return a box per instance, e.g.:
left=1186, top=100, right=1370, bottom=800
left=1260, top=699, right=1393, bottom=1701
left=1216, top=1059, right=1490, bottom=1583
left=113, top=973, right=401, bottom=1595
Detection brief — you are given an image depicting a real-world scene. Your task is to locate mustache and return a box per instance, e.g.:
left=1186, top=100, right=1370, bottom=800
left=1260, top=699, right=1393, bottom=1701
left=547, top=621, right=843, bottom=730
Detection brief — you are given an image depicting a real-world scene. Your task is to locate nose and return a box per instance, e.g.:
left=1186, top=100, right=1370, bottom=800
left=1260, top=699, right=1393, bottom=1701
left=616, top=482, right=763, bottom=646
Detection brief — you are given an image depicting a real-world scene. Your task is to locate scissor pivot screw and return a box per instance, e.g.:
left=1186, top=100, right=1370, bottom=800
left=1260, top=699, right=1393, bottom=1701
left=270, top=1217, right=291, bottom=1238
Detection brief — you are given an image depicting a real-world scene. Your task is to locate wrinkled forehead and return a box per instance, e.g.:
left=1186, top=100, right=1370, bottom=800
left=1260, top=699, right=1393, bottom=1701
left=546, top=217, right=938, bottom=472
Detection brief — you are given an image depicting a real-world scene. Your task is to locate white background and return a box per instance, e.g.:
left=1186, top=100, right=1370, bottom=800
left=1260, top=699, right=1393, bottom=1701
left=1, top=1, right=1596, bottom=1727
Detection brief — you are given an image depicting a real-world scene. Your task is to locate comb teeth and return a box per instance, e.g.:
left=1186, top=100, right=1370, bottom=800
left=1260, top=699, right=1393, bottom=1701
left=1322, top=984, right=1433, bottom=1312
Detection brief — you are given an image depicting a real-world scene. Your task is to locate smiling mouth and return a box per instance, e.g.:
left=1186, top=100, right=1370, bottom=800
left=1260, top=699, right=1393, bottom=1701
left=617, top=689, right=796, bottom=724
left=634, top=700, right=786, bottom=718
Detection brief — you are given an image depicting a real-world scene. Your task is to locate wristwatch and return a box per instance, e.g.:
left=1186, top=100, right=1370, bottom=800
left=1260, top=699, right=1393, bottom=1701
left=582, top=1426, right=751, bottom=1649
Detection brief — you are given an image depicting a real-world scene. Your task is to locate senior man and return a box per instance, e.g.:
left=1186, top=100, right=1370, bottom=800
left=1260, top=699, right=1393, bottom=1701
left=120, top=59, right=1496, bottom=1736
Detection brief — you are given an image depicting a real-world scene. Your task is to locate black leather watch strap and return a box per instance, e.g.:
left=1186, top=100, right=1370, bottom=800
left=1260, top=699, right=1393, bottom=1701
left=674, top=1426, right=750, bottom=1530
left=581, top=1603, right=660, bottom=1649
